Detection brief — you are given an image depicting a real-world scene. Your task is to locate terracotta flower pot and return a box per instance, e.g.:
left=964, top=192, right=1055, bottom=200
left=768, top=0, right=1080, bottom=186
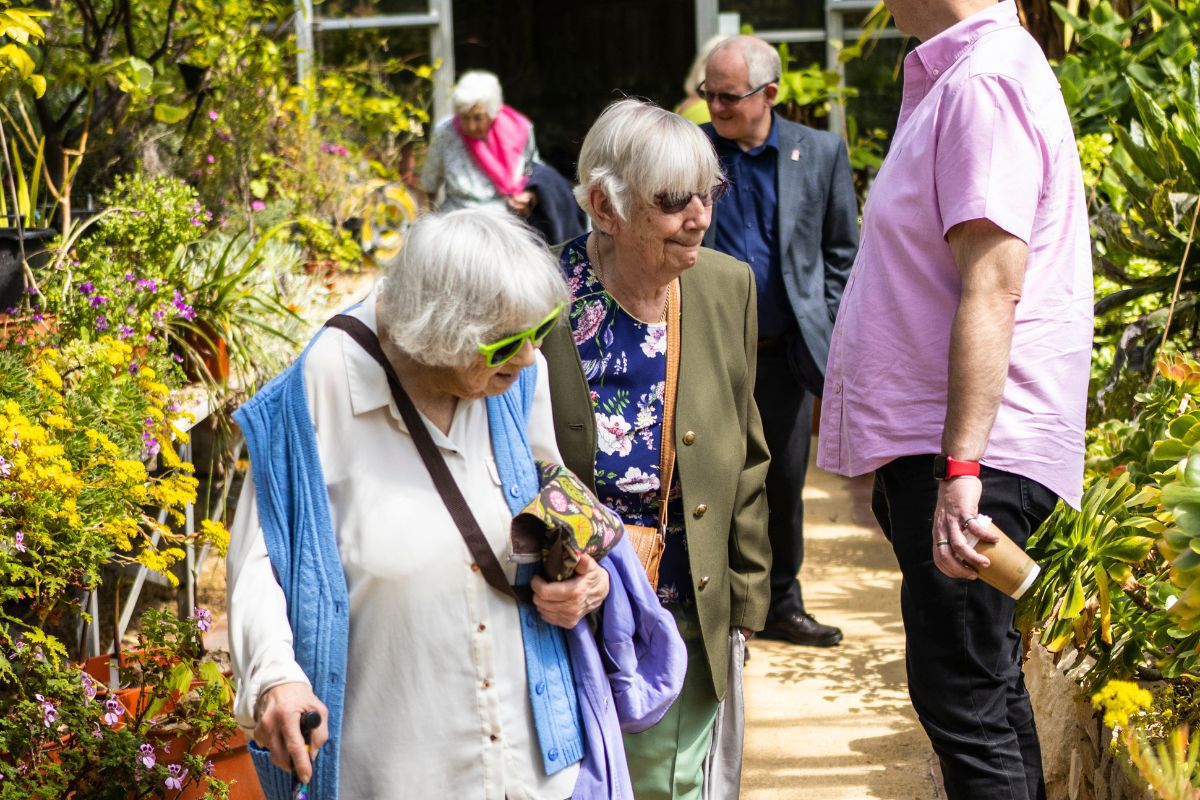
left=156, top=728, right=264, bottom=800
left=181, top=320, right=230, bottom=383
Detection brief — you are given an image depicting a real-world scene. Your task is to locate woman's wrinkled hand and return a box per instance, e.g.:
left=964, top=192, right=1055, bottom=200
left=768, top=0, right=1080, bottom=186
left=530, top=553, right=610, bottom=629
left=506, top=190, right=537, bottom=218
left=253, top=682, right=329, bottom=783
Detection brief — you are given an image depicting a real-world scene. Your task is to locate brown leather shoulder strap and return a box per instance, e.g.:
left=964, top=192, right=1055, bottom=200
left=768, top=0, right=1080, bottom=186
left=324, top=314, right=519, bottom=601
left=658, top=279, right=681, bottom=531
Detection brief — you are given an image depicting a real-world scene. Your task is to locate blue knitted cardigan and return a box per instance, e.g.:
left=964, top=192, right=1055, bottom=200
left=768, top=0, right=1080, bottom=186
left=233, top=326, right=583, bottom=799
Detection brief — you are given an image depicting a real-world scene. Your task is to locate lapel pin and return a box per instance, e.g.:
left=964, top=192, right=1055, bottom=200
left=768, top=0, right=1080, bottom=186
left=790, top=148, right=800, bottom=161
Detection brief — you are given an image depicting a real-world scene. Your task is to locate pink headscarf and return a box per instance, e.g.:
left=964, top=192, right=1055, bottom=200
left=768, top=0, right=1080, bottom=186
left=454, top=105, right=533, bottom=196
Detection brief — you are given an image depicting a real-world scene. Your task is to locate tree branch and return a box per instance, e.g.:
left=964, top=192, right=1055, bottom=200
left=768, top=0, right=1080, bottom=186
left=119, top=0, right=137, bottom=58
left=147, top=0, right=182, bottom=64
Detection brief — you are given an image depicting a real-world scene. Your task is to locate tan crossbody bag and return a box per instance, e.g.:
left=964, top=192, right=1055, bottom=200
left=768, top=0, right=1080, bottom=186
left=624, top=279, right=680, bottom=591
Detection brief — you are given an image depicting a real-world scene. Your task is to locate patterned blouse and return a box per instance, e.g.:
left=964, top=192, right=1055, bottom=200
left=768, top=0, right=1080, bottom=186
left=422, top=117, right=539, bottom=212
left=559, top=235, right=692, bottom=605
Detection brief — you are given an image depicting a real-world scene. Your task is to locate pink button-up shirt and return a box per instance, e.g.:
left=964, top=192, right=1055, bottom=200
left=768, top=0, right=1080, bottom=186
left=816, top=0, right=1093, bottom=508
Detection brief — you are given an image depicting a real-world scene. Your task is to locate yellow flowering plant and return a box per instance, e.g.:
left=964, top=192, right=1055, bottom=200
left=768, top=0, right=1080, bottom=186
left=0, top=325, right=229, bottom=659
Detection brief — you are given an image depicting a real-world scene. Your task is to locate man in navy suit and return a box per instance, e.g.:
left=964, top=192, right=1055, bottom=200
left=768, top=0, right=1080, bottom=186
left=700, top=35, right=858, bottom=646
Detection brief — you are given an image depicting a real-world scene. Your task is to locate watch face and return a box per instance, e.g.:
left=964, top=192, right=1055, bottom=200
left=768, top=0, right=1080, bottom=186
left=932, top=454, right=948, bottom=480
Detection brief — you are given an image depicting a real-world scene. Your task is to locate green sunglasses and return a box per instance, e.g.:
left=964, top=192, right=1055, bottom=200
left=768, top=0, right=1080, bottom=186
left=477, top=304, right=564, bottom=367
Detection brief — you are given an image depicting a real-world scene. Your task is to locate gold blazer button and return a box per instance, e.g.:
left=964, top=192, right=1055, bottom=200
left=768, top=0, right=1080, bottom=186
left=682, top=431, right=697, bottom=445
left=697, top=575, right=710, bottom=590
left=693, top=503, right=708, bottom=518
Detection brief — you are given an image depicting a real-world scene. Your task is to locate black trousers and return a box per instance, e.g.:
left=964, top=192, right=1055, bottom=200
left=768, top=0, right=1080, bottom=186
left=753, top=347, right=813, bottom=619
left=872, top=455, right=1057, bottom=800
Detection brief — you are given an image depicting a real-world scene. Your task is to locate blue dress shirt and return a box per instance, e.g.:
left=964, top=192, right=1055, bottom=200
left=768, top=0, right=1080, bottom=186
left=710, top=116, right=795, bottom=338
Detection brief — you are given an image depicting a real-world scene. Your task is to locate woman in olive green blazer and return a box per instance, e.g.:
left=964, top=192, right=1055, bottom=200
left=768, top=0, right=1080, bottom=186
left=540, top=98, right=771, bottom=800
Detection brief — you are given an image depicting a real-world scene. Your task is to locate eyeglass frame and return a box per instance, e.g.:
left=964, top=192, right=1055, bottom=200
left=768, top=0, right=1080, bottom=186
left=654, top=178, right=731, bottom=215
left=477, top=303, right=565, bottom=367
left=695, top=79, right=778, bottom=107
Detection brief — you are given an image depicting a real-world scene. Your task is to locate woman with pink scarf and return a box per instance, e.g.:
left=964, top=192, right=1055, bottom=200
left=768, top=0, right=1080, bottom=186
left=423, top=71, right=540, bottom=216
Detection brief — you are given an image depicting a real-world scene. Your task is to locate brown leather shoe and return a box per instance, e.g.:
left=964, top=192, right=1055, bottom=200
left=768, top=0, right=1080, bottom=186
left=758, top=613, right=843, bottom=647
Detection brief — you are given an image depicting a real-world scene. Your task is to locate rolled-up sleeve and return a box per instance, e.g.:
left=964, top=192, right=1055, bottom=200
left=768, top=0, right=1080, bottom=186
left=226, top=473, right=310, bottom=732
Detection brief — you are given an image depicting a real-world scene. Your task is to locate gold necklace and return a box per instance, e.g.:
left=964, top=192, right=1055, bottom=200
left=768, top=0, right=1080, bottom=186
left=591, top=237, right=668, bottom=324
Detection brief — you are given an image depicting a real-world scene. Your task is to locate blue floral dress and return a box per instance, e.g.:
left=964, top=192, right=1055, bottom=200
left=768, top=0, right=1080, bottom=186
left=560, top=235, right=692, bottom=605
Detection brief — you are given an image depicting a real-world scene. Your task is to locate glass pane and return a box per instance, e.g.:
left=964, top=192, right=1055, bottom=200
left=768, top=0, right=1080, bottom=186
left=316, top=0, right=430, bottom=16
left=720, top=0, right=824, bottom=31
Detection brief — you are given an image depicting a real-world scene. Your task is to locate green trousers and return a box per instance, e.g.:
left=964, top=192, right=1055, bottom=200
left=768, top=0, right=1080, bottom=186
left=622, top=604, right=719, bottom=800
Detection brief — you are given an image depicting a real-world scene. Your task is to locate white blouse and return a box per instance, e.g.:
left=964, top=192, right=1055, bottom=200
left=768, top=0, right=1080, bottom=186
left=227, top=292, right=578, bottom=799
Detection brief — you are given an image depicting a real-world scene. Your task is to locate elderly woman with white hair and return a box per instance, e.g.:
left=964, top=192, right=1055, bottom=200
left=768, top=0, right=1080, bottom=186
left=227, top=207, right=686, bottom=799
left=540, top=99, right=771, bottom=800
left=422, top=70, right=540, bottom=216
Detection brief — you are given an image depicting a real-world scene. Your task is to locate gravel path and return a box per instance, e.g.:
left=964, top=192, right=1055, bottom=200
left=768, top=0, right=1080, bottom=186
left=741, top=460, right=940, bottom=800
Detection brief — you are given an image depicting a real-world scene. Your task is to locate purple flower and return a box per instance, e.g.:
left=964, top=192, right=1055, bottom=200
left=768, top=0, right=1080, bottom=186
left=205, top=154, right=215, bottom=164
left=103, top=697, right=124, bottom=727
left=0, top=455, right=10, bottom=477
left=192, top=607, right=213, bottom=633
left=24, top=286, right=37, bottom=295
left=138, top=743, right=156, bottom=769
left=88, top=294, right=108, bottom=308
left=172, top=353, right=184, bottom=363
left=142, top=431, right=160, bottom=458
left=80, top=671, right=97, bottom=702
left=251, top=200, right=265, bottom=212
left=94, top=316, right=109, bottom=331
left=207, top=109, right=218, bottom=121
left=78, top=280, right=96, bottom=296
left=171, top=291, right=196, bottom=321
left=3, top=307, right=15, bottom=314
left=13, top=531, right=25, bottom=553
left=136, top=278, right=159, bottom=293
left=34, top=694, right=57, bottom=728
left=31, top=313, right=43, bottom=322
left=190, top=217, right=204, bottom=226
left=91, top=722, right=102, bottom=739
left=118, top=325, right=135, bottom=340
left=127, top=362, right=140, bottom=375
left=165, top=764, right=187, bottom=791
left=202, top=760, right=214, bottom=777
left=123, top=272, right=136, bottom=282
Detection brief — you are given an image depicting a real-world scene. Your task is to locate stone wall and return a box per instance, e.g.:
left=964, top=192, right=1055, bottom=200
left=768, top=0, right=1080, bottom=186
left=1024, top=645, right=1153, bottom=800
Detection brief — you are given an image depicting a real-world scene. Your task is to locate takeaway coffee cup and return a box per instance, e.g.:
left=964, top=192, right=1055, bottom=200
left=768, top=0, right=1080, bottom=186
left=963, top=515, right=1040, bottom=599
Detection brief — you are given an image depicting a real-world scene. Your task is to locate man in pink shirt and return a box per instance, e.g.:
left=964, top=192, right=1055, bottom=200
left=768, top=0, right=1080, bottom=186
left=817, top=1, right=1093, bottom=797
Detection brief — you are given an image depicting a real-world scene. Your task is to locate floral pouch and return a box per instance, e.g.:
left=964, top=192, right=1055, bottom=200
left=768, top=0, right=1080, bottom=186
left=510, top=461, right=624, bottom=581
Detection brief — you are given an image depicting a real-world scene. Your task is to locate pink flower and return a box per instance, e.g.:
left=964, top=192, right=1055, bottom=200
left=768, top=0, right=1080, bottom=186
left=207, top=109, right=218, bottom=121
left=573, top=301, right=606, bottom=345
left=205, top=154, right=216, bottom=164
left=251, top=200, right=265, bottom=212
left=138, top=743, right=156, bottom=769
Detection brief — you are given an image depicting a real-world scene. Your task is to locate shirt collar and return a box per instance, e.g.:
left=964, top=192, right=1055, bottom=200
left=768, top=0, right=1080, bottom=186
left=912, top=0, right=1020, bottom=82
left=340, top=282, right=396, bottom=418
left=713, top=110, right=779, bottom=157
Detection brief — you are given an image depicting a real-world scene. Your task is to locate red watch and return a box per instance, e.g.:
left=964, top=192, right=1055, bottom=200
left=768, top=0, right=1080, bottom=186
left=933, top=454, right=980, bottom=481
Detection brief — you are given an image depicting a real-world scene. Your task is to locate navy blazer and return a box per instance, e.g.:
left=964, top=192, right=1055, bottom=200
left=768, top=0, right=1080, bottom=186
left=702, top=115, right=858, bottom=397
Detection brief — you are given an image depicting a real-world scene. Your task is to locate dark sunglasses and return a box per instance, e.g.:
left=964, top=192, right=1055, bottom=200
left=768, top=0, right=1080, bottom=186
left=696, top=79, right=777, bottom=106
left=654, top=179, right=730, bottom=215
left=477, top=304, right=564, bottom=367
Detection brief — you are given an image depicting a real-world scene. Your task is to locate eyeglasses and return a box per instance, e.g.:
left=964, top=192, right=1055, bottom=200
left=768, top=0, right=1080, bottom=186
left=696, top=80, right=777, bottom=106
left=477, top=304, right=564, bottom=367
left=655, top=179, right=730, bottom=215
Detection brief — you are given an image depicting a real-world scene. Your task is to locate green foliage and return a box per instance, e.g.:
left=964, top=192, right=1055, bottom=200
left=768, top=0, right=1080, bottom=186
left=1023, top=359, right=1200, bottom=690
left=1057, top=1, right=1200, bottom=408
left=0, top=608, right=236, bottom=799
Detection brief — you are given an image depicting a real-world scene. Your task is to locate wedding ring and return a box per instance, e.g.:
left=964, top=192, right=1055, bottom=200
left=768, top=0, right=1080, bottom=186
left=935, top=539, right=950, bottom=547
